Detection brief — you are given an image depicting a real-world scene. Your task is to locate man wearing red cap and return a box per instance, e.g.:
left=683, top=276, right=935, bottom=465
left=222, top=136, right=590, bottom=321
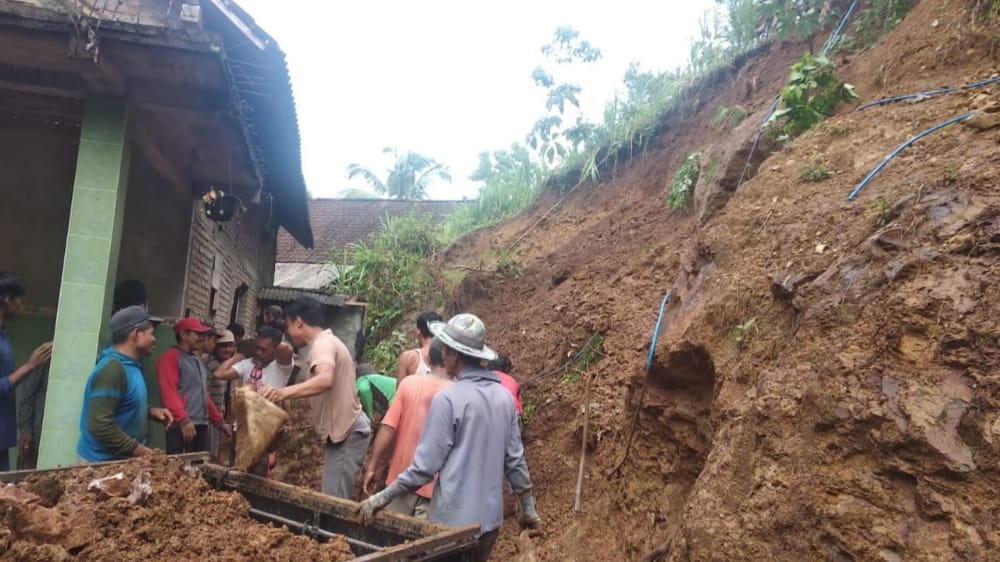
left=158, top=317, right=231, bottom=454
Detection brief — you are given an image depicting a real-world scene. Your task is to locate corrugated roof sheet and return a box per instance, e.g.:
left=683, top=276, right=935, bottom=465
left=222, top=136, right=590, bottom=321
left=258, top=287, right=348, bottom=307
left=204, top=0, right=314, bottom=248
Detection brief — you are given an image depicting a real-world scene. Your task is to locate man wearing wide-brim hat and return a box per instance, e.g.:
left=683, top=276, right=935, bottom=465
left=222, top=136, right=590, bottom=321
left=359, top=313, right=541, bottom=561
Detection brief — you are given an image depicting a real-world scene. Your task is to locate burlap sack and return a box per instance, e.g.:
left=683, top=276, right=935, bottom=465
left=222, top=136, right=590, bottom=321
left=233, top=385, right=288, bottom=471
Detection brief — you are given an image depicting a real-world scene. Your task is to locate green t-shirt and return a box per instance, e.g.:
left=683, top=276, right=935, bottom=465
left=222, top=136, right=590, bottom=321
left=356, top=374, right=398, bottom=419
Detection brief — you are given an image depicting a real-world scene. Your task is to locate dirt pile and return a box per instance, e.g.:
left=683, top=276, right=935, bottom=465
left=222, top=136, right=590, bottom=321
left=270, top=398, right=325, bottom=489
left=0, top=454, right=353, bottom=561
left=438, top=1, right=1000, bottom=560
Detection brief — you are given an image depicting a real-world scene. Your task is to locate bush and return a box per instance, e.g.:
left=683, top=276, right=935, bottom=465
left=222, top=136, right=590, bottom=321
left=333, top=214, right=440, bottom=346
left=767, top=53, right=857, bottom=140
left=364, top=330, right=410, bottom=375
left=667, top=152, right=702, bottom=211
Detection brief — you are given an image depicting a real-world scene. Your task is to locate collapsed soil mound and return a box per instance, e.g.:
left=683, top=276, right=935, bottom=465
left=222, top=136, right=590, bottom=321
left=439, top=1, right=1000, bottom=560
left=0, top=453, right=353, bottom=561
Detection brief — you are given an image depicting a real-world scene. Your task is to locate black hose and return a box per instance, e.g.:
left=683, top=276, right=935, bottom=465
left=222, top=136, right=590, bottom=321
left=856, top=76, right=1000, bottom=111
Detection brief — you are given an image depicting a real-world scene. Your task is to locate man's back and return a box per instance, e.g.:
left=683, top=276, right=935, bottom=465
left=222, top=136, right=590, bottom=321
left=356, top=373, right=398, bottom=420
left=382, top=373, right=451, bottom=498
left=399, top=366, right=529, bottom=532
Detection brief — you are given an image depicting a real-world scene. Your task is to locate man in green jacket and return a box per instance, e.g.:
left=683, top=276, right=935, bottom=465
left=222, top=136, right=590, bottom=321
left=355, top=363, right=397, bottom=422
left=77, top=306, right=174, bottom=462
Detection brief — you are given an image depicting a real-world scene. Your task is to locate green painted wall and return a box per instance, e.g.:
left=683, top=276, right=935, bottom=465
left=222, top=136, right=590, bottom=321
left=39, top=97, right=131, bottom=468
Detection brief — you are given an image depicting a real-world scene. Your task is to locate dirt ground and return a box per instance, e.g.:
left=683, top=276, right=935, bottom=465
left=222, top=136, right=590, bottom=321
left=435, top=1, right=1000, bottom=560
left=271, top=398, right=326, bottom=489
left=0, top=453, right=353, bottom=561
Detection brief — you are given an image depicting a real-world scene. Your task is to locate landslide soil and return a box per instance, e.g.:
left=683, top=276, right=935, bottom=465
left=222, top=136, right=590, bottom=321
left=0, top=453, right=353, bottom=561
left=438, top=1, right=1000, bottom=560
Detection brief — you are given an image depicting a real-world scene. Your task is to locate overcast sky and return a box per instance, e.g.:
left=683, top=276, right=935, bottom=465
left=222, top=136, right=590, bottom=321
left=236, top=1, right=714, bottom=200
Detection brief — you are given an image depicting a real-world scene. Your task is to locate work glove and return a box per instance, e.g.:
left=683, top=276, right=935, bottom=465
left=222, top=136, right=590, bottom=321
left=518, top=492, right=542, bottom=529
left=358, top=482, right=401, bottom=525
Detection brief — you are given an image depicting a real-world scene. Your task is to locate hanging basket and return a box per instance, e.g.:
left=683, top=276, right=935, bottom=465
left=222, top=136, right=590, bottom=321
left=201, top=189, right=244, bottom=224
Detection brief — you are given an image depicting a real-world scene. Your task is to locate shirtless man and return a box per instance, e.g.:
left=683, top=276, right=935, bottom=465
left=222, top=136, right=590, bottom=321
left=394, top=312, right=441, bottom=384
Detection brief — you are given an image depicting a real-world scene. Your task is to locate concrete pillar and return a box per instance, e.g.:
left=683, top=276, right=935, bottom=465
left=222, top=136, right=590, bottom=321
left=38, top=97, right=130, bottom=468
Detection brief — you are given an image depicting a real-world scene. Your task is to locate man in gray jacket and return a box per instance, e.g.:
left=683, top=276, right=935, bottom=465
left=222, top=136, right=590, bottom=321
left=359, top=314, right=541, bottom=561
left=157, top=317, right=230, bottom=454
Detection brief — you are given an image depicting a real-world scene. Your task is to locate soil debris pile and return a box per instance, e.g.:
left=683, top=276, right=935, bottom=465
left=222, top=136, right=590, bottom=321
left=270, top=398, right=325, bottom=489
left=0, top=453, right=353, bottom=562
left=436, top=1, right=1000, bottom=560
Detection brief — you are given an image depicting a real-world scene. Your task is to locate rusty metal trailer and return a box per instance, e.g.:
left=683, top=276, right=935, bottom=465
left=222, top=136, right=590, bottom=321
left=0, top=454, right=480, bottom=561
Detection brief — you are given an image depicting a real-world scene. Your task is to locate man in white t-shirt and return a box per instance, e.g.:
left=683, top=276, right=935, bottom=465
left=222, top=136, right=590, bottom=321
left=214, top=326, right=293, bottom=476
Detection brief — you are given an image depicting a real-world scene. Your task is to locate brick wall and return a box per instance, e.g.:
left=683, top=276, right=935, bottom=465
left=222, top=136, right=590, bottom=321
left=184, top=198, right=277, bottom=331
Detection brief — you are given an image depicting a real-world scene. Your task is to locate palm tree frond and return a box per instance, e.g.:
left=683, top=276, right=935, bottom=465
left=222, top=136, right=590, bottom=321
left=346, top=163, right=388, bottom=194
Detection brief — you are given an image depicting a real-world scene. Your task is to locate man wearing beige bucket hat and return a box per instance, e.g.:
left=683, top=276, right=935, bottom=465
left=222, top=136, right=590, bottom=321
left=359, top=313, right=541, bottom=561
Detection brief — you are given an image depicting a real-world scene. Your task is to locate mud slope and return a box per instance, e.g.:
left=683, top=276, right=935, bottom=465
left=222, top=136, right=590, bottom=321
left=442, top=1, right=1000, bottom=560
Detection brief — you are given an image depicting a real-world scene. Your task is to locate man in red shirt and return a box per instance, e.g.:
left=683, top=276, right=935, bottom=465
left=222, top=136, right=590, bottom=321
left=487, top=354, right=523, bottom=416
left=363, top=338, right=453, bottom=518
left=157, top=317, right=230, bottom=453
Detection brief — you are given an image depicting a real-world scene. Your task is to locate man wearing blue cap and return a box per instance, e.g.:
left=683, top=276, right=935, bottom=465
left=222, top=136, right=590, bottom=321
left=359, top=313, right=541, bottom=561
left=77, top=306, right=174, bottom=462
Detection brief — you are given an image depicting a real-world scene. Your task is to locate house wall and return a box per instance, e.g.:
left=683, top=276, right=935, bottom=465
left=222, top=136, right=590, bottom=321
left=0, top=129, right=192, bottom=317
left=185, top=197, right=276, bottom=331
left=0, top=131, right=77, bottom=309
left=117, top=150, right=192, bottom=317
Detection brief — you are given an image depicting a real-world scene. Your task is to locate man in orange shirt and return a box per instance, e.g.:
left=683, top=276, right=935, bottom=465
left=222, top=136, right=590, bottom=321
left=363, top=338, right=452, bottom=518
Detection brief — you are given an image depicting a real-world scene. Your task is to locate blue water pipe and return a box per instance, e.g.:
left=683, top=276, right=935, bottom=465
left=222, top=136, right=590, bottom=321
left=822, top=0, right=859, bottom=56
left=609, top=290, right=673, bottom=475
left=736, top=1, right=859, bottom=191
left=857, top=76, right=1000, bottom=111
left=645, top=291, right=672, bottom=373
left=735, top=95, right=781, bottom=189
left=847, top=112, right=980, bottom=201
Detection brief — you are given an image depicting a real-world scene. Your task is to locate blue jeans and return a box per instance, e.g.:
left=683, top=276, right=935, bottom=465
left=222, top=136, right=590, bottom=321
left=0, top=448, right=9, bottom=472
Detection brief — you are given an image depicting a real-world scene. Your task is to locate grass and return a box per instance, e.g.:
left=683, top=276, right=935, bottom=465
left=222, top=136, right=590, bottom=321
left=942, top=164, right=959, bottom=185
left=563, top=333, right=605, bottom=382
left=522, top=396, right=539, bottom=427
left=704, top=155, right=721, bottom=184
left=442, top=269, right=468, bottom=293
left=799, top=161, right=833, bottom=182
left=729, top=318, right=757, bottom=350
left=873, top=195, right=894, bottom=227
left=826, top=121, right=849, bottom=135
left=709, top=105, right=747, bottom=128
left=489, top=248, right=523, bottom=277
